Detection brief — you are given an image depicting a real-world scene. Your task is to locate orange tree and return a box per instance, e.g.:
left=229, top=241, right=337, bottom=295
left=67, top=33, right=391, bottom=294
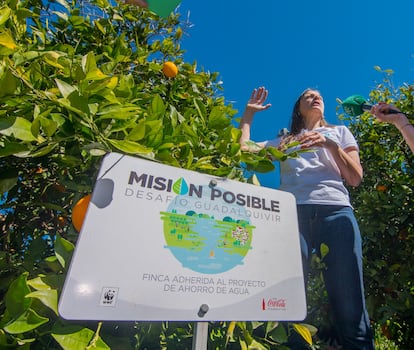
left=0, top=0, right=311, bottom=349
left=340, top=70, right=414, bottom=348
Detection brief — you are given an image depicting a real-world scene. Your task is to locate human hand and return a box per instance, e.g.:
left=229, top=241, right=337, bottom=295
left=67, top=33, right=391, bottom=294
left=370, top=102, right=407, bottom=126
left=246, top=87, right=272, bottom=113
left=297, top=130, right=327, bottom=149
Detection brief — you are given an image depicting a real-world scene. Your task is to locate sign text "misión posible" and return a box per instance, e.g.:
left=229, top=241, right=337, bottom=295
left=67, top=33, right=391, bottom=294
left=128, top=171, right=280, bottom=212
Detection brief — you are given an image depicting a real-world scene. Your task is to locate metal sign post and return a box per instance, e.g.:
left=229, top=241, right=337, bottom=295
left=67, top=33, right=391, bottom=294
left=192, top=322, right=209, bottom=350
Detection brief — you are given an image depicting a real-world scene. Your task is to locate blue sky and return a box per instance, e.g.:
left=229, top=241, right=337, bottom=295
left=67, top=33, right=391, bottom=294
left=176, top=0, right=414, bottom=188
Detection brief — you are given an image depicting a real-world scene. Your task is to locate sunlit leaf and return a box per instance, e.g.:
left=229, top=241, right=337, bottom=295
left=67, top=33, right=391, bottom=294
left=55, top=78, right=77, bottom=98
left=0, top=30, right=17, bottom=50
left=148, top=94, right=166, bottom=120
left=43, top=51, right=65, bottom=69
left=82, top=52, right=97, bottom=75
left=0, top=66, right=18, bottom=96
left=0, top=117, right=40, bottom=142
left=127, top=119, right=146, bottom=141
left=320, top=243, right=329, bottom=259
left=0, top=6, right=12, bottom=26
left=3, top=309, right=49, bottom=334
left=193, top=98, right=207, bottom=119
left=97, top=105, right=140, bottom=120
left=108, top=139, right=153, bottom=154
left=292, top=323, right=313, bottom=345
left=51, top=10, right=68, bottom=21
left=208, top=106, right=229, bottom=129
left=26, top=289, right=58, bottom=316
left=54, top=233, right=74, bottom=270
left=52, top=326, right=110, bottom=350
left=85, top=68, right=107, bottom=80
left=247, top=173, right=261, bottom=186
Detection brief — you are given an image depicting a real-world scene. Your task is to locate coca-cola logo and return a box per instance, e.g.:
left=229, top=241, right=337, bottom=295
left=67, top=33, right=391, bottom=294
left=262, top=298, right=286, bottom=310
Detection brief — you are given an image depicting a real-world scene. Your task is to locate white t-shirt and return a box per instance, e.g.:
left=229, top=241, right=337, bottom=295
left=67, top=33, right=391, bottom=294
left=263, top=125, right=358, bottom=206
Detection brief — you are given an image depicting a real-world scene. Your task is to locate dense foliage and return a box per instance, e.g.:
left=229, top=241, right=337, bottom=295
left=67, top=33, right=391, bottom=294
left=343, top=73, right=414, bottom=349
left=0, top=0, right=412, bottom=348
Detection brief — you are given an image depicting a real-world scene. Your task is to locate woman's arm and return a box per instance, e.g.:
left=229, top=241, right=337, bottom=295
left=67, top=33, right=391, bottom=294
left=239, top=87, right=271, bottom=151
left=298, top=131, right=363, bottom=187
left=326, top=142, right=363, bottom=187
left=370, top=102, right=414, bottom=154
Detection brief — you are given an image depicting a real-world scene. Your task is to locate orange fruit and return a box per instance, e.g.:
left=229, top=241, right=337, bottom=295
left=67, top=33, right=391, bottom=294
left=57, top=215, right=66, bottom=227
left=376, top=185, right=387, bottom=192
left=162, top=61, right=178, bottom=78
left=72, top=194, right=92, bottom=232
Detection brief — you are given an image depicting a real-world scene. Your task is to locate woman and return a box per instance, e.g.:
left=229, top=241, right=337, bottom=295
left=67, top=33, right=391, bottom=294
left=370, top=102, right=414, bottom=154
left=239, top=87, right=375, bottom=350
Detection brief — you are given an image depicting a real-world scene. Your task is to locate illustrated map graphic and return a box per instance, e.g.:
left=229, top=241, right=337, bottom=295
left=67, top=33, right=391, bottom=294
left=161, top=184, right=255, bottom=274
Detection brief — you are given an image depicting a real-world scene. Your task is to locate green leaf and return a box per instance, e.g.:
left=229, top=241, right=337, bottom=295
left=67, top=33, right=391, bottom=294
left=0, top=6, right=12, bottom=26
left=43, top=51, right=65, bottom=69
left=15, top=143, right=58, bottom=158
left=0, top=172, right=18, bottom=193
left=145, top=119, right=163, bottom=136
left=0, top=30, right=17, bottom=50
left=5, top=273, right=31, bottom=317
left=55, top=78, right=77, bottom=99
left=3, top=309, right=49, bottom=334
left=266, top=146, right=288, bottom=161
left=208, top=106, right=229, bottom=129
left=81, top=52, right=97, bottom=75
left=52, top=10, right=68, bottom=21
left=0, top=116, right=15, bottom=130
left=108, top=139, right=153, bottom=155
left=193, top=98, right=207, bottom=119
left=148, top=94, right=166, bottom=120
left=255, top=159, right=275, bottom=173
left=83, top=142, right=108, bottom=156
left=97, top=105, right=140, bottom=120
left=320, top=243, right=329, bottom=259
left=27, top=276, right=54, bottom=291
left=0, top=68, right=18, bottom=96
left=85, top=68, right=108, bottom=81
left=54, top=233, right=74, bottom=270
left=39, top=116, right=58, bottom=137
left=15, top=7, right=34, bottom=21
left=0, top=117, right=41, bottom=142
left=193, top=156, right=217, bottom=170
left=247, top=174, right=261, bottom=186
left=52, top=325, right=110, bottom=350
left=84, top=76, right=118, bottom=95
left=127, top=119, right=146, bottom=141
left=26, top=289, right=58, bottom=316
left=0, top=141, right=28, bottom=157
left=95, top=0, right=111, bottom=7
left=168, top=105, right=185, bottom=127
left=243, top=158, right=275, bottom=173
left=292, top=323, right=313, bottom=345
left=267, top=322, right=288, bottom=343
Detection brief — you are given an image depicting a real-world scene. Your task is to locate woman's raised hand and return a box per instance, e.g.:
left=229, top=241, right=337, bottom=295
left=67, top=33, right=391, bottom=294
left=246, top=87, right=272, bottom=112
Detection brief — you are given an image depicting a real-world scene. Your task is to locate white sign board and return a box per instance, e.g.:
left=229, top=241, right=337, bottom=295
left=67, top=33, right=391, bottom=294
left=59, top=153, right=306, bottom=321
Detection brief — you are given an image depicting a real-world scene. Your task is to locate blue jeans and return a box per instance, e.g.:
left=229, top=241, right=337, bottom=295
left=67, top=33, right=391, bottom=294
left=297, top=204, right=375, bottom=350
